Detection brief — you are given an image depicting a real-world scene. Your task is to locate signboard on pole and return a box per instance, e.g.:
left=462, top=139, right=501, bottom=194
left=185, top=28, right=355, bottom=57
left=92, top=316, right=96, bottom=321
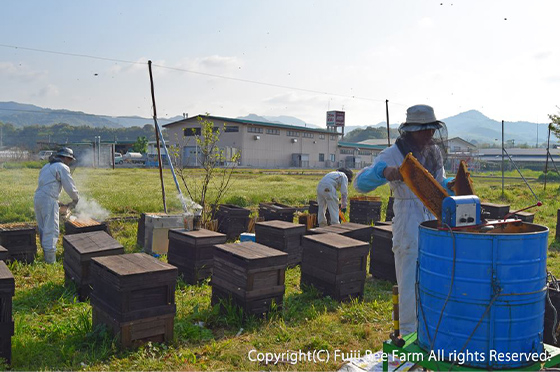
left=326, top=111, right=345, bottom=127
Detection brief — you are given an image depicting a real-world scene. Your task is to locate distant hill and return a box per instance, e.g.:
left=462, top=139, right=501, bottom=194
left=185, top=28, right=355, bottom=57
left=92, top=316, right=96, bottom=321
left=0, top=101, right=181, bottom=128
left=343, top=110, right=557, bottom=146
left=237, top=114, right=319, bottom=128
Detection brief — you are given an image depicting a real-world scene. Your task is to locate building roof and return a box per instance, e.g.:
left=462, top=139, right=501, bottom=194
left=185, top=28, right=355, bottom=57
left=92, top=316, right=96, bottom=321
left=357, top=138, right=396, bottom=146
left=163, top=114, right=340, bottom=135
left=478, top=148, right=560, bottom=156
left=338, top=141, right=386, bottom=150
left=446, top=137, right=477, bottom=148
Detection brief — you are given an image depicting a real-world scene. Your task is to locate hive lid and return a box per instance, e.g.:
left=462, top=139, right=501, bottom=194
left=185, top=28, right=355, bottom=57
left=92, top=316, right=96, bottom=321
left=303, top=233, right=369, bottom=249
left=169, top=228, right=226, bottom=239
left=214, top=241, right=288, bottom=260
left=0, top=261, right=15, bottom=293
left=255, top=220, right=305, bottom=230
left=91, top=253, right=177, bottom=277
left=63, top=231, right=123, bottom=255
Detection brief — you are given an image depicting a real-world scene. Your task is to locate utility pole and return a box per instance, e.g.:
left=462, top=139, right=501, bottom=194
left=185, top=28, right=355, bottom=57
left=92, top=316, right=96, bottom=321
left=0, top=126, right=3, bottom=148
left=501, top=120, right=504, bottom=199
left=385, top=100, right=391, bottom=148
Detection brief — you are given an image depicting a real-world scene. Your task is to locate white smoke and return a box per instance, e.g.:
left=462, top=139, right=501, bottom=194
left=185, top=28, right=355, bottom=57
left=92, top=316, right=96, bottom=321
left=72, top=196, right=110, bottom=222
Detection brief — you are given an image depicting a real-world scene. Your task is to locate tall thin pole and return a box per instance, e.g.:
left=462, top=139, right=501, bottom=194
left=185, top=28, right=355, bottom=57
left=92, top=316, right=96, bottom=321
left=385, top=100, right=391, bottom=148
left=148, top=60, right=167, bottom=213
left=501, top=120, right=505, bottom=199
left=544, top=125, right=551, bottom=190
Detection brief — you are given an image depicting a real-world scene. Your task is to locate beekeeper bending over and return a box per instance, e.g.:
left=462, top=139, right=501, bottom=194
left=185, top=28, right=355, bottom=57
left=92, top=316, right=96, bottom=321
left=316, top=168, right=353, bottom=227
left=353, top=104, right=454, bottom=335
left=34, top=147, right=79, bottom=263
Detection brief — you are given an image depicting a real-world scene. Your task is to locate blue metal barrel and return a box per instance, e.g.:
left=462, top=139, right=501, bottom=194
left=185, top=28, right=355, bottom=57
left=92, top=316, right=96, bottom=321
left=417, top=221, right=548, bottom=369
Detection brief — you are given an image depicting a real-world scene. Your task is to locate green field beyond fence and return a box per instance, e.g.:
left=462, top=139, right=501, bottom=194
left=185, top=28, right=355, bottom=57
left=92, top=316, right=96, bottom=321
left=0, top=167, right=559, bottom=370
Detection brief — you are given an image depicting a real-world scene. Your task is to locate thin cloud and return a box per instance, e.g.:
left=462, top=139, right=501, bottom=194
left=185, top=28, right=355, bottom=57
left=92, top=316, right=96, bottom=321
left=418, top=17, right=435, bottom=28
left=0, top=61, right=46, bottom=82
left=34, top=84, right=60, bottom=98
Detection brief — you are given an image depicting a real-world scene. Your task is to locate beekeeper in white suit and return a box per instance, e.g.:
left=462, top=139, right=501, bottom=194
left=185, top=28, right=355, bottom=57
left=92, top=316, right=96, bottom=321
left=316, top=168, right=353, bottom=227
left=353, top=105, right=454, bottom=335
left=34, top=147, right=79, bottom=263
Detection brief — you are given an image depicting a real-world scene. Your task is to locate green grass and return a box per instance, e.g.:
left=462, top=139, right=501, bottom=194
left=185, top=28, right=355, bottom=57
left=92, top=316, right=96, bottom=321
left=0, top=166, right=559, bottom=370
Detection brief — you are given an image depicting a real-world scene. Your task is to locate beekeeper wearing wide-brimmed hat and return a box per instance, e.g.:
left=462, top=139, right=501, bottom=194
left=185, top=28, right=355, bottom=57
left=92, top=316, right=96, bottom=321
left=353, top=104, right=454, bottom=335
left=34, top=147, right=79, bottom=263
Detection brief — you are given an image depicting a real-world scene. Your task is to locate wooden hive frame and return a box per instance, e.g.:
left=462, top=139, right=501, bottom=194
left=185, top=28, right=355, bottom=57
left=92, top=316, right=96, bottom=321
left=399, top=153, right=449, bottom=221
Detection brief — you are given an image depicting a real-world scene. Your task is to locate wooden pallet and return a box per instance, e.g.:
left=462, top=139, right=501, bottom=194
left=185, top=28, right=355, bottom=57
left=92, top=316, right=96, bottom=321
left=92, top=306, right=174, bottom=349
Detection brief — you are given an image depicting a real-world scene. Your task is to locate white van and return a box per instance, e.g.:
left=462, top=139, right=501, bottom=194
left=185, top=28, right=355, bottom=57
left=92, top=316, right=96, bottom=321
left=38, top=150, right=55, bottom=160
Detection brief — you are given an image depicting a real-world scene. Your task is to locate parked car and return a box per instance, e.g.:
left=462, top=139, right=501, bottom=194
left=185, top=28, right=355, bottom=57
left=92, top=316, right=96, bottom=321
left=114, top=153, right=123, bottom=164
left=38, top=150, right=55, bottom=160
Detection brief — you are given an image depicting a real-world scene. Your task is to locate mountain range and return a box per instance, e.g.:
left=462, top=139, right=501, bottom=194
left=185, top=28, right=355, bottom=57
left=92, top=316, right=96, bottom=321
left=0, top=102, right=556, bottom=146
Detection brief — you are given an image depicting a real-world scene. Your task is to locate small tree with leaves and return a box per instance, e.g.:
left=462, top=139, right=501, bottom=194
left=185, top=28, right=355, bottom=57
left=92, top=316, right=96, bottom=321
left=132, top=136, right=148, bottom=153
left=550, top=111, right=560, bottom=139
left=171, top=115, right=240, bottom=224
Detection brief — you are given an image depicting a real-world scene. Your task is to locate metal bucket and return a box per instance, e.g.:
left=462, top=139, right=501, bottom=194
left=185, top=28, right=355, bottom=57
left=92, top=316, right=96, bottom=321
left=417, top=220, right=548, bottom=369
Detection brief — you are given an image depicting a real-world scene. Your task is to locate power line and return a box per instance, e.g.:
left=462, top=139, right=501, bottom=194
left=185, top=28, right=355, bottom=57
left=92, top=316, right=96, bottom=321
left=0, top=43, right=390, bottom=104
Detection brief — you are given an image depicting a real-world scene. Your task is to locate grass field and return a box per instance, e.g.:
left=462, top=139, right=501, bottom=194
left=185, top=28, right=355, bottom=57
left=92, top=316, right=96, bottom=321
left=1, top=166, right=560, bottom=371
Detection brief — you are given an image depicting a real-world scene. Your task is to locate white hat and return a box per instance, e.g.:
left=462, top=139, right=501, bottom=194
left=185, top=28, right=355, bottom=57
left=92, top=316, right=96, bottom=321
left=56, top=147, right=76, bottom=160
left=399, top=104, right=444, bottom=132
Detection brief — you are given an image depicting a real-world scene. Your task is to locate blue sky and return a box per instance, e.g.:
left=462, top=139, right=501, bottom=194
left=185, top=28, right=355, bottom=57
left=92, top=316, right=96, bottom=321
left=1, top=0, right=559, bottom=127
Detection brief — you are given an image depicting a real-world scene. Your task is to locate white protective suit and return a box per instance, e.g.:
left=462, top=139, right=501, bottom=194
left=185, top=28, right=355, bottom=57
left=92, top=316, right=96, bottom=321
left=34, top=160, right=79, bottom=263
left=316, top=171, right=348, bottom=227
left=353, top=144, right=451, bottom=335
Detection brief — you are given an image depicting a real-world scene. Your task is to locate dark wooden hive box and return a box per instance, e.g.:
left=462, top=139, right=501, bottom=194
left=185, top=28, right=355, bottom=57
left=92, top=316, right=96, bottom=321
left=64, top=220, right=110, bottom=236
left=212, top=241, right=287, bottom=316
left=308, top=200, right=329, bottom=227
left=514, top=211, right=535, bottom=223
left=0, top=246, right=7, bottom=262
left=258, top=202, right=296, bottom=222
left=481, top=202, right=510, bottom=219
left=255, top=220, right=306, bottom=266
left=63, top=231, right=125, bottom=300
left=0, top=261, right=14, bottom=364
left=349, top=198, right=382, bottom=225
left=167, top=228, right=227, bottom=284
left=90, top=253, right=177, bottom=323
left=308, top=222, right=373, bottom=243
left=0, top=225, right=37, bottom=264
left=215, top=204, right=250, bottom=240
left=301, top=233, right=369, bottom=301
left=370, top=224, right=396, bottom=283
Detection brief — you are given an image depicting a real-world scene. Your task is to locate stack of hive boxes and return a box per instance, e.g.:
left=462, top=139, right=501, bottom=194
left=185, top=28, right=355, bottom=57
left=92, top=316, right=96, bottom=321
left=301, top=233, right=369, bottom=301
left=255, top=220, right=306, bottom=266
left=307, top=222, right=373, bottom=243
left=0, top=261, right=14, bottom=364
left=63, top=231, right=125, bottom=301
left=167, top=228, right=227, bottom=284
left=212, top=241, right=287, bottom=316
left=370, top=224, right=396, bottom=283
left=258, top=202, right=296, bottom=222
left=349, top=196, right=382, bottom=225
left=90, top=253, right=177, bottom=348
left=215, top=204, right=251, bottom=240
left=0, top=223, right=37, bottom=263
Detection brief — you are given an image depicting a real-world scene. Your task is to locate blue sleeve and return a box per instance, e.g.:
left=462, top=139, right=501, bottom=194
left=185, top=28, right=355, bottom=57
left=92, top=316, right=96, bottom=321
left=440, top=177, right=455, bottom=196
left=353, top=161, right=388, bottom=193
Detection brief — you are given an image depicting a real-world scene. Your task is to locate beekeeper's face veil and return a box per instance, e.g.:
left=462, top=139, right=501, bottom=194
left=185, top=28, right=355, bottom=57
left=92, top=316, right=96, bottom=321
left=395, top=104, right=447, bottom=177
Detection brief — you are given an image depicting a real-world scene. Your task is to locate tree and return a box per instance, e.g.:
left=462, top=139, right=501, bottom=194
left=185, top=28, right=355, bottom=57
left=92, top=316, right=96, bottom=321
left=550, top=111, right=560, bottom=138
left=132, top=136, right=148, bottom=153
left=172, top=115, right=240, bottom=224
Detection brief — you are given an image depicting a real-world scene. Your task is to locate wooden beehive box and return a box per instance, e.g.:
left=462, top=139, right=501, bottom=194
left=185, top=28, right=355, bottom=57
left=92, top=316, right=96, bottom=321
left=370, top=224, right=396, bottom=283
left=90, top=253, right=177, bottom=323
left=301, top=233, right=369, bottom=301
left=349, top=197, right=382, bottom=225
left=167, top=228, right=227, bottom=284
left=307, top=222, right=373, bottom=243
left=481, top=202, right=510, bottom=219
left=212, top=241, right=287, bottom=316
left=258, top=202, right=296, bottom=222
left=63, top=231, right=125, bottom=301
left=64, top=218, right=110, bottom=236
left=255, top=220, right=306, bottom=266
left=215, top=204, right=251, bottom=240
left=0, top=246, right=7, bottom=262
left=0, top=261, right=14, bottom=364
left=514, top=211, right=535, bottom=223
left=0, top=223, right=37, bottom=264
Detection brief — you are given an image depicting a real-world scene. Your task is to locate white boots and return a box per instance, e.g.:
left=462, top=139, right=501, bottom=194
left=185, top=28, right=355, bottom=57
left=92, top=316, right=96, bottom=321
left=44, top=250, right=56, bottom=264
